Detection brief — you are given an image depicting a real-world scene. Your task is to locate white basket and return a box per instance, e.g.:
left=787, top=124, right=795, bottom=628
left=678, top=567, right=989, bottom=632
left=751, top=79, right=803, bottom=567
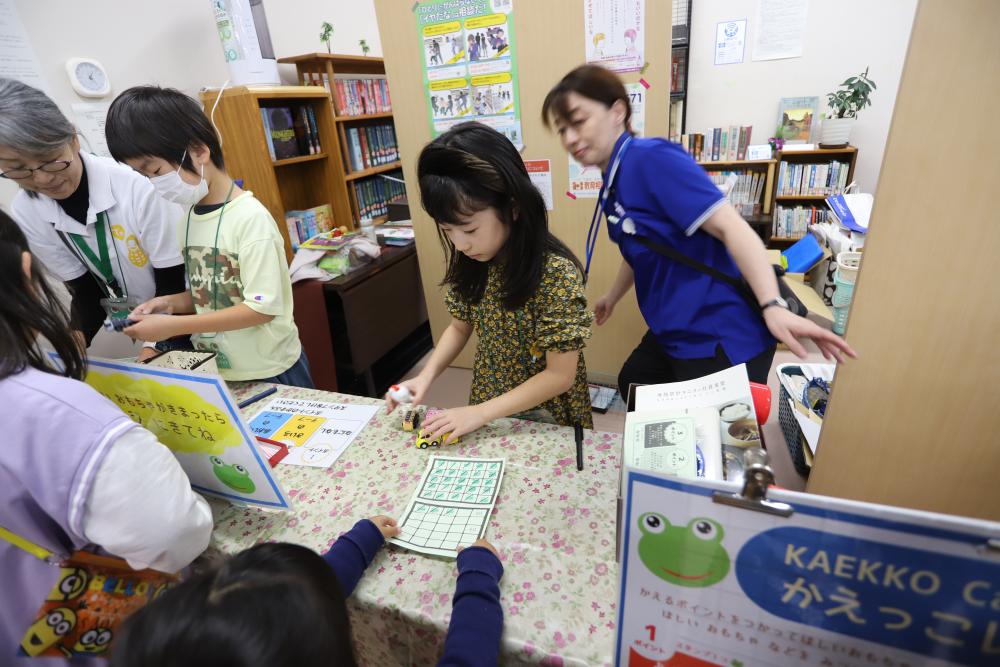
left=835, top=251, right=862, bottom=285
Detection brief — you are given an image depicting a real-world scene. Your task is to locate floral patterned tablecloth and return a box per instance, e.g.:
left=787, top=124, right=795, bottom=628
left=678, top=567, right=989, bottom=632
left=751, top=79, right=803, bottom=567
left=213, top=383, right=622, bottom=666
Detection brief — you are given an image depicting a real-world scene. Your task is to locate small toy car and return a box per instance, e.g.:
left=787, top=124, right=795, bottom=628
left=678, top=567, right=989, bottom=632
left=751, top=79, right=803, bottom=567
left=402, top=406, right=425, bottom=432
left=415, top=429, right=458, bottom=449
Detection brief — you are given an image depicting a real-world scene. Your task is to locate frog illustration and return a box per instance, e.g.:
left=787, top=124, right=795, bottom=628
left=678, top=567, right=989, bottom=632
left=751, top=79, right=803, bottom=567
left=210, top=456, right=255, bottom=493
left=637, top=513, right=730, bottom=588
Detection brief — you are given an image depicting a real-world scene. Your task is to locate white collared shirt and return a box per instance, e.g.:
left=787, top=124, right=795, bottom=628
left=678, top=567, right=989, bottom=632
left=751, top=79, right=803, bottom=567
left=11, top=151, right=183, bottom=301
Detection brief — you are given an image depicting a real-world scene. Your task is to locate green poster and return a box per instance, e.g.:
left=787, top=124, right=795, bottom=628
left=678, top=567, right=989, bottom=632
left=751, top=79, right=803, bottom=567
left=415, top=0, right=523, bottom=147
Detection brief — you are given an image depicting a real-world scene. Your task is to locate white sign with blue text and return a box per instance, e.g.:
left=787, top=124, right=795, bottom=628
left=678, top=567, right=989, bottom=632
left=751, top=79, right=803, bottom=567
left=616, top=469, right=1000, bottom=667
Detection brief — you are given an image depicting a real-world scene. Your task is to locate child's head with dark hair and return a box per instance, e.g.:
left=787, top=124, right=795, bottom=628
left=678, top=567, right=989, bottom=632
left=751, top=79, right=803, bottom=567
left=110, top=543, right=357, bottom=667
left=0, top=209, right=86, bottom=381
left=105, top=85, right=224, bottom=176
left=417, top=122, right=582, bottom=310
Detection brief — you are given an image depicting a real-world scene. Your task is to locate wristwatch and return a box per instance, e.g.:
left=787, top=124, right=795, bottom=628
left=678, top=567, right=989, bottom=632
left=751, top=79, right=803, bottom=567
left=760, top=297, right=789, bottom=311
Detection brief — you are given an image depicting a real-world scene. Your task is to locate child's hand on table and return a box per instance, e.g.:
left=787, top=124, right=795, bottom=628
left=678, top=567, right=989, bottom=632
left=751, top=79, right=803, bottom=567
left=369, top=515, right=400, bottom=540
left=385, top=374, right=432, bottom=414
left=457, top=538, right=499, bottom=559
left=422, top=405, right=488, bottom=441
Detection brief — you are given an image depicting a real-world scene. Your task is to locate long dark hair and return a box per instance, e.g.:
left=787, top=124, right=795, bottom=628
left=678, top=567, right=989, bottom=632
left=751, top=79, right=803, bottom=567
left=541, top=64, right=632, bottom=132
left=0, top=210, right=86, bottom=381
left=110, top=543, right=357, bottom=667
left=417, top=122, right=582, bottom=310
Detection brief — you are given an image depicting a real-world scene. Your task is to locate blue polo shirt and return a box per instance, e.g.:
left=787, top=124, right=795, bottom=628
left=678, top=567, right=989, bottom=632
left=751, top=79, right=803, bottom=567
left=599, top=132, right=775, bottom=362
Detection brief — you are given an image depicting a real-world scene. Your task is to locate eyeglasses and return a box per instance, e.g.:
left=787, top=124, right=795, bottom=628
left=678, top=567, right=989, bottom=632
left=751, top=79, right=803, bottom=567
left=0, top=158, right=74, bottom=180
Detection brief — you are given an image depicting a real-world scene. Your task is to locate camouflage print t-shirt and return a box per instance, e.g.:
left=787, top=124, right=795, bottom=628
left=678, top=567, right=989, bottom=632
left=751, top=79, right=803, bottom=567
left=182, top=192, right=300, bottom=381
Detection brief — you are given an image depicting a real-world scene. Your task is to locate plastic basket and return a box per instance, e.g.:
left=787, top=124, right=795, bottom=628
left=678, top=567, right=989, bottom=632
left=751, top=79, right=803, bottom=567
left=778, top=384, right=812, bottom=476
left=832, top=305, right=850, bottom=335
left=831, top=274, right=855, bottom=307
left=835, top=251, right=862, bottom=284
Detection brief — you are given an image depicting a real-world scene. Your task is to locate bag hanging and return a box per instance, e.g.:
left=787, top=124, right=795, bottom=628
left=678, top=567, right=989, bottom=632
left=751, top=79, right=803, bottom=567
left=1, top=526, right=177, bottom=660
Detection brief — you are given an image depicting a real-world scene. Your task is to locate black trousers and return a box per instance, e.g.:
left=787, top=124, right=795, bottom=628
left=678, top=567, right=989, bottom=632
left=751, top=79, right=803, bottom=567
left=618, top=330, right=776, bottom=406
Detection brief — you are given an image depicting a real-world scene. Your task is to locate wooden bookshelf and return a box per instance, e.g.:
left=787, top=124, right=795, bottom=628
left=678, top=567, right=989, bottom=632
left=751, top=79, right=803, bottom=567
left=769, top=146, right=858, bottom=247
left=198, top=86, right=352, bottom=262
left=698, top=158, right=777, bottom=216
left=278, top=53, right=405, bottom=225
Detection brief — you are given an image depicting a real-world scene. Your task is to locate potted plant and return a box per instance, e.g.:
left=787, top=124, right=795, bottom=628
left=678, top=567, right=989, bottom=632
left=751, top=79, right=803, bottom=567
left=320, top=22, right=333, bottom=54
left=820, top=67, right=876, bottom=148
left=359, top=39, right=370, bottom=56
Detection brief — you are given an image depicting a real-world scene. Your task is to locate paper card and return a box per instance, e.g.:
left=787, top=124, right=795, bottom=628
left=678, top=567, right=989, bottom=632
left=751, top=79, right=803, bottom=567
left=248, top=398, right=378, bottom=468
left=524, top=159, right=553, bottom=210
left=616, top=470, right=1000, bottom=666
left=61, top=356, right=291, bottom=509
left=390, top=456, right=506, bottom=558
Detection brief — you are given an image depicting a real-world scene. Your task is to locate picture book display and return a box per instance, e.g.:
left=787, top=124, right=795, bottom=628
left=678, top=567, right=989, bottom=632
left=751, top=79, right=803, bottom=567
left=248, top=398, right=378, bottom=468
left=390, top=456, right=506, bottom=558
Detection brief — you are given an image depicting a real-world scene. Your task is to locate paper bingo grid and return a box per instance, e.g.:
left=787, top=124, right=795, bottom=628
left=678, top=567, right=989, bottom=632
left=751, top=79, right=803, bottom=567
left=390, top=456, right=505, bottom=558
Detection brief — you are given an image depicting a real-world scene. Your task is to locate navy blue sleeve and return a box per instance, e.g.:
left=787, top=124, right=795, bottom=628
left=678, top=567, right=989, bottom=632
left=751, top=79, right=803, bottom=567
left=634, top=139, right=727, bottom=236
left=438, top=547, right=504, bottom=667
left=321, top=519, right=385, bottom=596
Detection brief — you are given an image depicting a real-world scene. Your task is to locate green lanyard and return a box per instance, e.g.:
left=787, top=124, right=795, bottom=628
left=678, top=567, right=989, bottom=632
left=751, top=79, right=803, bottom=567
left=65, top=212, right=128, bottom=299
left=184, top=181, right=236, bottom=313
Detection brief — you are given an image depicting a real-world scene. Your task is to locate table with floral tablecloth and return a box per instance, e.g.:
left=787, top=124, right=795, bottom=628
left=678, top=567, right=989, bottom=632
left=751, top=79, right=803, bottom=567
left=213, top=383, right=622, bottom=666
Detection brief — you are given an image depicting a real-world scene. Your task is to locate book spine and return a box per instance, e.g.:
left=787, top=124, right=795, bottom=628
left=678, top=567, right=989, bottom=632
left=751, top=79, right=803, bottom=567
left=712, top=128, right=721, bottom=161
left=728, top=126, right=738, bottom=161
left=694, top=133, right=703, bottom=162
left=260, top=109, right=276, bottom=160
left=358, top=128, right=370, bottom=169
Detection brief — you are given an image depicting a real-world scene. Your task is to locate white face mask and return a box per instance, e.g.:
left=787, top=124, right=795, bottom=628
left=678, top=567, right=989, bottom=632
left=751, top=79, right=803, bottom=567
left=150, top=153, right=209, bottom=206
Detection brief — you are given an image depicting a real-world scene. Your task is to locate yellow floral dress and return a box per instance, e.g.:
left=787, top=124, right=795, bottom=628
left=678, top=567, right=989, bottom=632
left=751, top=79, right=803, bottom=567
left=445, top=253, right=594, bottom=429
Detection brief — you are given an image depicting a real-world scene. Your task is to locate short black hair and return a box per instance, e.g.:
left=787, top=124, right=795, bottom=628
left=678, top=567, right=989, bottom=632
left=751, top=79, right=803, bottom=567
left=110, top=543, right=357, bottom=667
left=417, top=122, right=583, bottom=310
left=106, top=85, right=224, bottom=173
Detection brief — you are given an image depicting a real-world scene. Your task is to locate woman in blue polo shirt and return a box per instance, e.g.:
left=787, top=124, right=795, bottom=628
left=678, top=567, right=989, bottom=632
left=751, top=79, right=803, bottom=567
left=543, top=65, right=855, bottom=396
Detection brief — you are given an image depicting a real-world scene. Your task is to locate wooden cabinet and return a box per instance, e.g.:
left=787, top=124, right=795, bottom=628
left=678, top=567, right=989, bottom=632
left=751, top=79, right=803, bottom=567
left=769, top=147, right=858, bottom=246
left=277, top=53, right=404, bottom=226
left=198, top=85, right=352, bottom=262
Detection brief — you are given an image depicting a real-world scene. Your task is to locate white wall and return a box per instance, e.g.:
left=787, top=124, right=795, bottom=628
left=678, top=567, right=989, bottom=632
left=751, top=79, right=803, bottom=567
left=2, top=0, right=380, bottom=357
left=1, top=0, right=381, bottom=209
left=686, top=0, right=918, bottom=194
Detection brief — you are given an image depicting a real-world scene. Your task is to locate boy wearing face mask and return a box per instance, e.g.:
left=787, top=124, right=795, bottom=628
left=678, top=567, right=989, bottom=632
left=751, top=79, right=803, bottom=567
left=104, top=86, right=313, bottom=388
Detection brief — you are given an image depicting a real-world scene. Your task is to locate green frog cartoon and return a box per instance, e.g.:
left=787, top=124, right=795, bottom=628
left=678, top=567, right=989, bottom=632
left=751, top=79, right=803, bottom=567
left=637, top=512, right=730, bottom=588
left=210, top=456, right=255, bottom=493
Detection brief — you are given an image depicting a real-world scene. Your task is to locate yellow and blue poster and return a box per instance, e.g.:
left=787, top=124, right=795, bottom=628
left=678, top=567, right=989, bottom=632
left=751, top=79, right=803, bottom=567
left=617, top=469, right=1000, bottom=666
left=415, top=0, right=522, bottom=147
left=63, top=356, right=290, bottom=509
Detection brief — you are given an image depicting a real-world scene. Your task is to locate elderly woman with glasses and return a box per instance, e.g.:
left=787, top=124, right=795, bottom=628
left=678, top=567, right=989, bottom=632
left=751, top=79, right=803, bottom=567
left=0, top=78, right=186, bottom=359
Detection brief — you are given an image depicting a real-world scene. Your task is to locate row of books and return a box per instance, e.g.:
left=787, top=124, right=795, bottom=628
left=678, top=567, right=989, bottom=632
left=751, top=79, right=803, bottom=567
left=772, top=205, right=832, bottom=239
left=344, top=123, right=399, bottom=172
left=776, top=160, right=851, bottom=196
left=320, top=75, right=391, bottom=117
left=285, top=204, right=335, bottom=250
left=260, top=105, right=322, bottom=161
left=354, top=173, right=405, bottom=220
left=705, top=170, right=767, bottom=218
left=680, top=125, right=754, bottom=163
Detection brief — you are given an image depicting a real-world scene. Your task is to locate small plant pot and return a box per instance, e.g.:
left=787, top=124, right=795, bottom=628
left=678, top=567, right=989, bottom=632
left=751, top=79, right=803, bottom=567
left=820, top=117, right=855, bottom=148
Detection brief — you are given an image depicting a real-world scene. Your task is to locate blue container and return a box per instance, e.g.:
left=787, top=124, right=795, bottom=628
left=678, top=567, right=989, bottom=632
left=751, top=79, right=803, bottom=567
left=781, top=234, right=824, bottom=273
